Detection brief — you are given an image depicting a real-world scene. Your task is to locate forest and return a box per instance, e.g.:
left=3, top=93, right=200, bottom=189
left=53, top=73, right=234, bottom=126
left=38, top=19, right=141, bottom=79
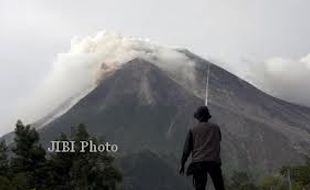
left=0, top=121, right=309, bottom=190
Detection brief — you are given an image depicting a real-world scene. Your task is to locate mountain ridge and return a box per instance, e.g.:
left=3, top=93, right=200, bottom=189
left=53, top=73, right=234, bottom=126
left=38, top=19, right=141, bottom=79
left=37, top=55, right=310, bottom=168
left=1, top=51, right=310, bottom=189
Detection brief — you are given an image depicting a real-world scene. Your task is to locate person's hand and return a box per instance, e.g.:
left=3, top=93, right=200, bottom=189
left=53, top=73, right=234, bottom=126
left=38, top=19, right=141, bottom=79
left=179, top=165, right=185, bottom=175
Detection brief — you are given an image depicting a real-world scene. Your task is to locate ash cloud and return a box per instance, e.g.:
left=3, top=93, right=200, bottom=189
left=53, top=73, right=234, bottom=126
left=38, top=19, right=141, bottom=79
left=14, top=31, right=310, bottom=130
left=16, top=32, right=195, bottom=124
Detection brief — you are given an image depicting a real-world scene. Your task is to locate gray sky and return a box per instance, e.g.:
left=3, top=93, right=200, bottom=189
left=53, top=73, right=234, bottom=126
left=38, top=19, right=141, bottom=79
left=1, top=0, right=310, bottom=135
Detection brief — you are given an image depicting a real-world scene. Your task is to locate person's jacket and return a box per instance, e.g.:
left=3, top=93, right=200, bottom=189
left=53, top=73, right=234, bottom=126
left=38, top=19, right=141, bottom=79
left=181, top=121, right=222, bottom=168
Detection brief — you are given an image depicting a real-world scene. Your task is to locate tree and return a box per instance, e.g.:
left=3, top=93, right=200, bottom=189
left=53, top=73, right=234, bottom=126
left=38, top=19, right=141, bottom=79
left=11, top=120, right=47, bottom=189
left=0, top=176, right=14, bottom=190
left=0, top=140, right=9, bottom=177
left=45, top=133, right=75, bottom=189
left=259, top=175, right=286, bottom=190
left=280, top=159, right=310, bottom=190
left=1, top=121, right=122, bottom=189
left=47, top=124, right=122, bottom=190
left=0, top=141, right=13, bottom=190
left=228, top=171, right=258, bottom=190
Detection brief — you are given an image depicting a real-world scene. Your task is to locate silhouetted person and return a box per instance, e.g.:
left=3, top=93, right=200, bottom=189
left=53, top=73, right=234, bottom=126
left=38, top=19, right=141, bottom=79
left=179, top=106, right=225, bottom=190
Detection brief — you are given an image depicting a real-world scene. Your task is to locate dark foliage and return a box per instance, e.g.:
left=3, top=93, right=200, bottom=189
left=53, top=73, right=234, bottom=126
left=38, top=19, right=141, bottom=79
left=0, top=121, right=122, bottom=190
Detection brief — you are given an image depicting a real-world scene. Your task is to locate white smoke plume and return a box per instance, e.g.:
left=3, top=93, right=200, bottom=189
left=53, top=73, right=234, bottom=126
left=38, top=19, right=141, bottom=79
left=247, top=54, right=310, bottom=107
left=17, top=30, right=310, bottom=129
left=16, top=31, right=194, bottom=124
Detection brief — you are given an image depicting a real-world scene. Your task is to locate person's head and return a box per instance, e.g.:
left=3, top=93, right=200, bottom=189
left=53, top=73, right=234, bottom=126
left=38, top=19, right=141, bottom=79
left=194, top=106, right=212, bottom=122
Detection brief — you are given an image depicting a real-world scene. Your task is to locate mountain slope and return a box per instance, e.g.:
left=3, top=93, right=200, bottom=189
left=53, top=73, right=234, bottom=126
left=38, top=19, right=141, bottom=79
left=39, top=55, right=310, bottom=173
left=4, top=50, right=310, bottom=189
left=40, top=58, right=202, bottom=154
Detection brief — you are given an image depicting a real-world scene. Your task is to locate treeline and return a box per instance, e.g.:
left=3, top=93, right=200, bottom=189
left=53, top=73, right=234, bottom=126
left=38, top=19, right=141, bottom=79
left=0, top=120, right=122, bottom=190
left=0, top=121, right=309, bottom=190
left=224, top=161, right=310, bottom=190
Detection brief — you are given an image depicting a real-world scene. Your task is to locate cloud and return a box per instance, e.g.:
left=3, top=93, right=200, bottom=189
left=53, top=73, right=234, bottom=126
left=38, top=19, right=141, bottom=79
left=246, top=54, right=310, bottom=107
left=16, top=31, right=194, bottom=124
left=13, top=31, right=310, bottom=131
left=301, top=54, right=310, bottom=70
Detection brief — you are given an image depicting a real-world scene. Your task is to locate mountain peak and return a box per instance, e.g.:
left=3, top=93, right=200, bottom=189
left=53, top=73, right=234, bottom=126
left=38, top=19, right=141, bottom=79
left=92, top=57, right=199, bottom=108
left=37, top=49, right=310, bottom=175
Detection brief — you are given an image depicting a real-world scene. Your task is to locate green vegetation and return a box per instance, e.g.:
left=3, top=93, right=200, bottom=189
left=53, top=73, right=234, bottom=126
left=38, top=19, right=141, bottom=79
left=226, top=171, right=258, bottom=190
left=0, top=121, right=121, bottom=190
left=0, top=120, right=309, bottom=189
left=225, top=162, right=310, bottom=190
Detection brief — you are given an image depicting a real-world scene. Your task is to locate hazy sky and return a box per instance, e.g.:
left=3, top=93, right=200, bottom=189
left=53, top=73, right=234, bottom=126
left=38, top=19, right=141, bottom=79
left=1, top=0, right=310, bottom=135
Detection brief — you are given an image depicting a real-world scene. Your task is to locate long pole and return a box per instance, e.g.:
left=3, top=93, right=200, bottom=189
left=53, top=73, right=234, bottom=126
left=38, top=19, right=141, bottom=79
left=288, top=168, right=292, bottom=190
left=205, top=63, right=211, bottom=106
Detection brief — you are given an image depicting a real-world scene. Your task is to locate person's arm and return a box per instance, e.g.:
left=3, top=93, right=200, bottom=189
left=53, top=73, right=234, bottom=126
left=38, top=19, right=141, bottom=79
left=180, top=130, right=193, bottom=174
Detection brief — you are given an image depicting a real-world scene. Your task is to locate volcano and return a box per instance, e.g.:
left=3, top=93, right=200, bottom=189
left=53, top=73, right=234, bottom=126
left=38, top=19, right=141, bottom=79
left=3, top=48, right=310, bottom=189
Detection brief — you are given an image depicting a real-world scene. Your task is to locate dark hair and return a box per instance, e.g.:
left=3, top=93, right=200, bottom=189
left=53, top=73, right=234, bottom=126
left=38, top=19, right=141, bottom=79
left=194, top=106, right=212, bottom=122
